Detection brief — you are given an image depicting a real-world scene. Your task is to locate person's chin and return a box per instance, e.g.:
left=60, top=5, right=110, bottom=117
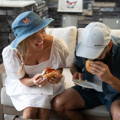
left=37, top=47, right=43, bottom=51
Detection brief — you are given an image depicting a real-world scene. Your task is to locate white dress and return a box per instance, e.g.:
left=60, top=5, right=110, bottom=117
left=2, top=37, right=69, bottom=111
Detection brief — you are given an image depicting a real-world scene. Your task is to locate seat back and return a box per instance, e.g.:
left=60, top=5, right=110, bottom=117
left=46, top=26, right=77, bottom=67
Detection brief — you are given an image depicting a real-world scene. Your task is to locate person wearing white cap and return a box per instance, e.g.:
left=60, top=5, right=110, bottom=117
left=52, top=22, right=120, bottom=120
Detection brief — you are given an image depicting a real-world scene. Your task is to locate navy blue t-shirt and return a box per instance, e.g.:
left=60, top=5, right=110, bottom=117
left=74, top=43, right=120, bottom=104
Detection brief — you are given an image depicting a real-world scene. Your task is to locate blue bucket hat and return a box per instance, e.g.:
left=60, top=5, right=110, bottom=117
left=11, top=11, right=54, bottom=48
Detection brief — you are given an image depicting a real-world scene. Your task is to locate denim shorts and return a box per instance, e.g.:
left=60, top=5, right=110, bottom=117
left=72, top=85, right=120, bottom=111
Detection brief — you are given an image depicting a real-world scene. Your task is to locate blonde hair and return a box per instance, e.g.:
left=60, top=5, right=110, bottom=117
left=17, top=38, right=29, bottom=77
left=17, top=38, right=29, bottom=59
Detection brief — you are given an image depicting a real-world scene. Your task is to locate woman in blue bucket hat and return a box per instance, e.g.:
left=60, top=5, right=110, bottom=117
left=2, top=11, right=69, bottom=119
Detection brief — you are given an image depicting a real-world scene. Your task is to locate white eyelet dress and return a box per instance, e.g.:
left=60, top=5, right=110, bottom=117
left=2, top=37, right=69, bottom=111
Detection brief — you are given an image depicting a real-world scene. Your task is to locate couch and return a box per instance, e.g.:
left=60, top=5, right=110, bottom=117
left=1, top=26, right=120, bottom=120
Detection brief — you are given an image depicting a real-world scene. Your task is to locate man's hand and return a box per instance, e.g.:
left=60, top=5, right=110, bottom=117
left=89, top=61, right=113, bottom=83
left=73, top=72, right=83, bottom=80
left=86, top=61, right=120, bottom=91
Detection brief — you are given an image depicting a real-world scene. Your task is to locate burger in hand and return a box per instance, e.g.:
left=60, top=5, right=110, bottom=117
left=85, top=60, right=93, bottom=73
left=42, top=67, right=62, bottom=84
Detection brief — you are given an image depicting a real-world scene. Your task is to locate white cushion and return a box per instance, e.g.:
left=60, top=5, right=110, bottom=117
left=1, top=87, right=13, bottom=106
left=83, top=105, right=110, bottom=117
left=46, top=26, right=77, bottom=67
left=77, top=28, right=84, bottom=44
left=111, top=29, right=120, bottom=37
left=63, top=68, right=74, bottom=88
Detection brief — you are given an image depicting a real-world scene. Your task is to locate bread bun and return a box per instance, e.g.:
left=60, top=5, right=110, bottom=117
left=85, top=60, right=93, bottom=73
left=42, top=67, right=60, bottom=79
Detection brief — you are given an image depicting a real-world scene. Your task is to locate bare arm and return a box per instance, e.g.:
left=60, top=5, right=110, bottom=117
left=20, top=77, right=34, bottom=87
left=20, top=74, right=44, bottom=87
left=107, top=75, right=120, bottom=92
left=89, top=61, right=120, bottom=92
left=70, top=63, right=78, bottom=75
left=70, top=63, right=83, bottom=80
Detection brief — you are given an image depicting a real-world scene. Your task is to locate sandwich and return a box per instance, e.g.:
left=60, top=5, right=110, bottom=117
left=42, top=67, right=60, bottom=79
left=85, top=60, right=93, bottom=73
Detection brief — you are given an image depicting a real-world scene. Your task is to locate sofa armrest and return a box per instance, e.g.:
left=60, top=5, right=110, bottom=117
left=0, top=64, right=5, bottom=73
left=0, top=64, right=5, bottom=88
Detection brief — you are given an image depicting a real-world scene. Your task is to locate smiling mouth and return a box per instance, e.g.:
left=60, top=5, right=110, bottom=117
left=35, top=42, right=43, bottom=47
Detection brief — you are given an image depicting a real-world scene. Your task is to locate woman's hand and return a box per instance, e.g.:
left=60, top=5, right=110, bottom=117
left=32, top=74, right=49, bottom=87
left=47, top=73, right=63, bottom=84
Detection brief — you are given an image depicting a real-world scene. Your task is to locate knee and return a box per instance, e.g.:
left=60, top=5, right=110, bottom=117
left=23, top=113, right=33, bottom=119
left=23, top=113, right=36, bottom=119
left=110, top=100, right=120, bottom=120
left=111, top=110, right=120, bottom=120
left=111, top=108, right=120, bottom=120
left=23, top=108, right=38, bottom=119
left=52, top=96, right=65, bottom=112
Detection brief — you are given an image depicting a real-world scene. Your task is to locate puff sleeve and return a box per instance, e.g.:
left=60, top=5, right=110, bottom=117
left=2, top=46, right=24, bottom=79
left=2, top=45, right=25, bottom=96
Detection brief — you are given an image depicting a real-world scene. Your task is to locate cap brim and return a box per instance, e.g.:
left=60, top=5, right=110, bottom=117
left=76, top=44, right=105, bottom=59
left=11, top=18, right=54, bottom=48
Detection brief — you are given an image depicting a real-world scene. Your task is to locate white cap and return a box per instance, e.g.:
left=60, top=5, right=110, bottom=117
left=76, top=22, right=111, bottom=59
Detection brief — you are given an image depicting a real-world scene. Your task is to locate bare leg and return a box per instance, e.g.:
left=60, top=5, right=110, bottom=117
left=52, top=88, right=86, bottom=120
left=22, top=107, right=39, bottom=119
left=39, top=108, right=50, bottom=120
left=111, top=99, right=120, bottom=120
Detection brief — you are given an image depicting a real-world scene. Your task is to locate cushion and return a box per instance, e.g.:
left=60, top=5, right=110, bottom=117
left=1, top=87, right=13, bottom=106
left=83, top=105, right=110, bottom=117
left=77, top=28, right=84, bottom=45
left=63, top=68, right=74, bottom=89
left=0, top=64, right=6, bottom=86
left=111, top=29, right=120, bottom=37
left=46, top=26, right=77, bottom=67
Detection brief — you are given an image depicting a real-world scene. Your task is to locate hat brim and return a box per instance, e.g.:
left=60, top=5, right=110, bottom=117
left=76, top=44, right=106, bottom=59
left=11, top=18, right=54, bottom=48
